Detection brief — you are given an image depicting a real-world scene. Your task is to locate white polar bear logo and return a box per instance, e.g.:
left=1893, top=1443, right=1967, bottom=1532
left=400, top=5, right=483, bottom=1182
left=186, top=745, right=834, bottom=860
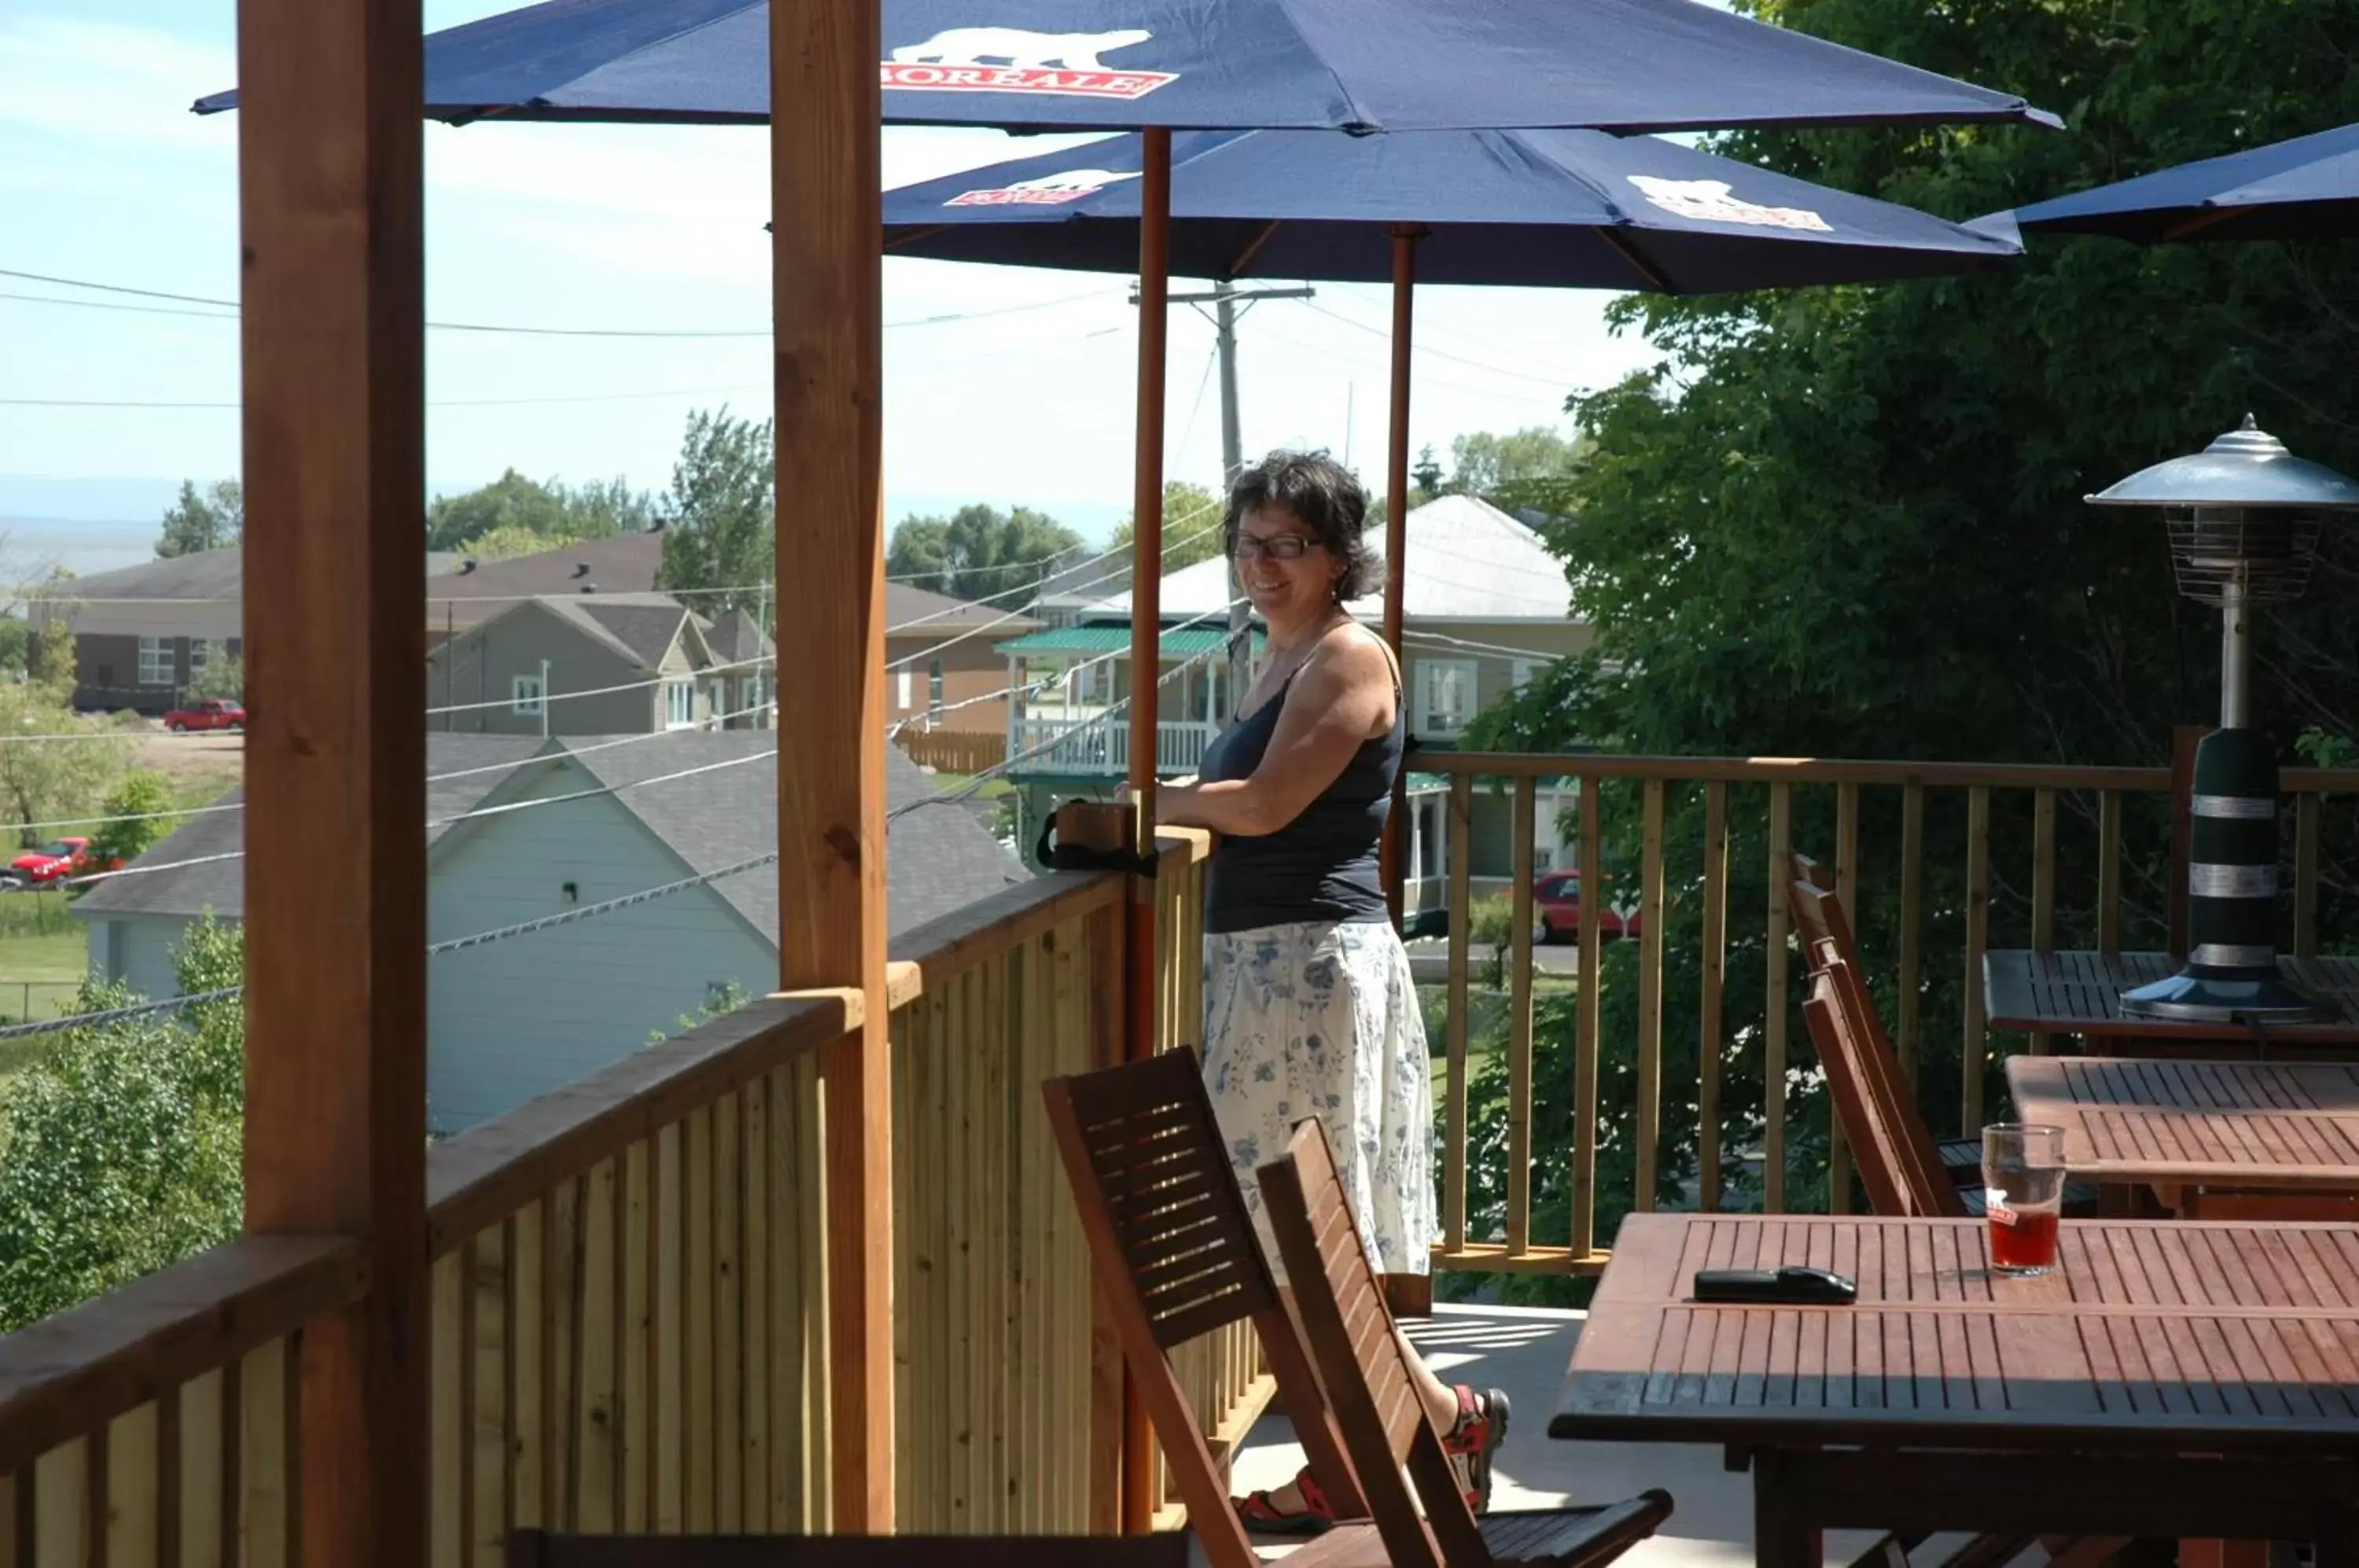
left=892, top=26, right=1153, bottom=72
left=1006, top=168, right=1142, bottom=193
left=1627, top=175, right=1833, bottom=233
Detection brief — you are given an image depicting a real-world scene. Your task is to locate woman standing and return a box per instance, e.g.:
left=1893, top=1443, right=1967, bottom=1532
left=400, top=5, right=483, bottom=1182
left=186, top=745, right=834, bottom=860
left=1149, top=451, right=1507, bottom=1534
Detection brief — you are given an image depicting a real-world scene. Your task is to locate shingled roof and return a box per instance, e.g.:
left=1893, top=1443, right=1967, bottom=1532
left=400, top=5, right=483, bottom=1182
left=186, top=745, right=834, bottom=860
left=74, top=733, right=1029, bottom=940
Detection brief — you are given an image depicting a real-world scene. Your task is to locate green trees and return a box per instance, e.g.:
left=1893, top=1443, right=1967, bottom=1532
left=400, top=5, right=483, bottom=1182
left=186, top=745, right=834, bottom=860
left=891, top=503, right=1087, bottom=601
left=427, top=470, right=651, bottom=555
left=86, top=771, right=175, bottom=869
left=0, top=922, right=245, bottom=1331
left=1446, top=0, right=2359, bottom=1299
left=156, top=480, right=243, bottom=558
left=1110, top=480, right=1224, bottom=572
left=655, top=409, right=776, bottom=620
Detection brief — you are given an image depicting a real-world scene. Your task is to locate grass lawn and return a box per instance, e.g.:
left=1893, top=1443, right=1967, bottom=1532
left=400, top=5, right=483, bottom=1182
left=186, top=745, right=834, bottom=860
left=928, top=770, right=1014, bottom=801
left=0, top=928, right=87, bottom=1089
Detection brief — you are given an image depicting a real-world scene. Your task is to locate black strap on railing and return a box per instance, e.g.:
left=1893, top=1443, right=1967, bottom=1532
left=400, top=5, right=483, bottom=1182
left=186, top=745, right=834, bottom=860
left=1036, top=808, right=1160, bottom=878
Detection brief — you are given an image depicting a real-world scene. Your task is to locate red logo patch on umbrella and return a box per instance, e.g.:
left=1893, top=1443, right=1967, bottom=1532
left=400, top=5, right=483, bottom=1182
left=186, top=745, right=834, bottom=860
left=883, top=26, right=1177, bottom=100
left=947, top=168, right=1143, bottom=205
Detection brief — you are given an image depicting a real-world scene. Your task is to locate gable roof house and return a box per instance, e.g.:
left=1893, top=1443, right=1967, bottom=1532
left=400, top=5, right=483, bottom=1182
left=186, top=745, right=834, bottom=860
left=76, top=732, right=1030, bottom=1132
left=428, top=592, right=774, bottom=734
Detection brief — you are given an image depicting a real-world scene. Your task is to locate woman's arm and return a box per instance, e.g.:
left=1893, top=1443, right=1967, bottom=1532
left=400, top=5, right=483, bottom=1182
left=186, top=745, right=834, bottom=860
left=1154, top=631, right=1392, bottom=837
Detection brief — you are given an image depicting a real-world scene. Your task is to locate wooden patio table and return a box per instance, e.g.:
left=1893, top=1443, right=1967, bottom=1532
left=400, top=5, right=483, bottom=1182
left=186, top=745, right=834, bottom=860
left=2008, top=1055, right=2359, bottom=1220
left=1983, top=950, right=2359, bottom=1056
left=1549, top=1213, right=2359, bottom=1565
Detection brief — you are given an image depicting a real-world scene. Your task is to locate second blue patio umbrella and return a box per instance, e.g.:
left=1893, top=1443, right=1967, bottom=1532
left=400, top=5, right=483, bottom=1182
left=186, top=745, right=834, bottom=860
left=1993, top=120, right=2359, bottom=243
left=885, top=126, right=2020, bottom=911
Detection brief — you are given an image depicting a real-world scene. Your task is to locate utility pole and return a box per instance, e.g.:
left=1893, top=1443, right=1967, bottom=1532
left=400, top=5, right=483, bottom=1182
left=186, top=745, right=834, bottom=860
left=1132, top=278, right=1315, bottom=723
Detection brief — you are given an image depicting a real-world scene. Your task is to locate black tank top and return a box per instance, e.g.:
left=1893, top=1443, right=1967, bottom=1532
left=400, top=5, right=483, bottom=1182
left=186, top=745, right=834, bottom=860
left=1197, top=639, right=1405, bottom=936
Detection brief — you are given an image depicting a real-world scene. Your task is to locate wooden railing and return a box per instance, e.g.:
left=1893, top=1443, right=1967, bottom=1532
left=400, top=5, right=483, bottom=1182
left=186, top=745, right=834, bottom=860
left=0, top=834, right=1257, bottom=1561
left=1428, top=751, right=2359, bottom=1275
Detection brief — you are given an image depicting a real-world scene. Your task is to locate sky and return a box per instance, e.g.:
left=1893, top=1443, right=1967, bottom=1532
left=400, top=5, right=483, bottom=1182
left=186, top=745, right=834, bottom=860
left=0, top=0, right=1671, bottom=569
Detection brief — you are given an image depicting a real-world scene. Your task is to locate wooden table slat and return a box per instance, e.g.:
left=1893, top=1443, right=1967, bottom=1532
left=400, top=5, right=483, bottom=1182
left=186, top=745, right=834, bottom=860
left=1555, top=1214, right=2359, bottom=1453
left=2010, top=1055, right=2359, bottom=1193
left=1985, top=951, right=2359, bottom=1047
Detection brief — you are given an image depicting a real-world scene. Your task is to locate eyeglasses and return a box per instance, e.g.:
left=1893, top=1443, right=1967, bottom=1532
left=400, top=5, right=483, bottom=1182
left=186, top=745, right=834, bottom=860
left=1233, top=534, right=1319, bottom=561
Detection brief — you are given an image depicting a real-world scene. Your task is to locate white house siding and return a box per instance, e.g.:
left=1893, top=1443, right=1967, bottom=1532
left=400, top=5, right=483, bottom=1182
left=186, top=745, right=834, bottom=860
left=89, top=914, right=198, bottom=1004
left=424, top=767, right=771, bottom=1133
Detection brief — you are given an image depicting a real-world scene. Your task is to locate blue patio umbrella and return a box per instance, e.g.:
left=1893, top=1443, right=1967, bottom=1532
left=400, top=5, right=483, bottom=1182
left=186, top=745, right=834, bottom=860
left=880, top=127, right=2022, bottom=290
left=882, top=124, right=2019, bottom=913
left=1989, top=121, right=2359, bottom=244
left=194, top=0, right=2058, bottom=135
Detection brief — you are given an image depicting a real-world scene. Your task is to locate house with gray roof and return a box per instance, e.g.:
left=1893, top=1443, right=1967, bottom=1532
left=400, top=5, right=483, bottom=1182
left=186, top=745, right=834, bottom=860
left=76, top=732, right=1029, bottom=1132
left=427, top=592, right=773, bottom=734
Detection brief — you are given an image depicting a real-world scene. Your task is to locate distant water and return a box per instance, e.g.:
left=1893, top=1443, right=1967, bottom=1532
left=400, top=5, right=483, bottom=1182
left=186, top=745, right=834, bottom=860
left=0, top=518, right=154, bottom=582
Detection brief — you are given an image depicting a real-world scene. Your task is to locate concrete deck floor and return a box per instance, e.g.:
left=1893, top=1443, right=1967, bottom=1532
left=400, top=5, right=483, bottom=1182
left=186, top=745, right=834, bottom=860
left=1225, top=1302, right=2001, bottom=1567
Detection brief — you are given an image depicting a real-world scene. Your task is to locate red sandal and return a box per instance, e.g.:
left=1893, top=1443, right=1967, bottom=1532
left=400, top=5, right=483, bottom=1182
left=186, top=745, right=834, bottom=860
left=1439, top=1385, right=1511, bottom=1514
left=1235, top=1464, right=1338, bottom=1537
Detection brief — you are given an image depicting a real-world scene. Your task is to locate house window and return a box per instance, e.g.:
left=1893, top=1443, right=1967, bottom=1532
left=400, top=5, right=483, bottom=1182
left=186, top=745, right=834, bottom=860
left=665, top=680, right=695, bottom=728
left=1414, top=658, right=1478, bottom=736
left=511, top=675, right=545, bottom=716
left=188, top=641, right=209, bottom=676
left=137, top=637, right=174, bottom=687
left=928, top=659, right=944, bottom=707
left=896, top=668, right=914, bottom=709
left=1512, top=658, right=1544, bottom=691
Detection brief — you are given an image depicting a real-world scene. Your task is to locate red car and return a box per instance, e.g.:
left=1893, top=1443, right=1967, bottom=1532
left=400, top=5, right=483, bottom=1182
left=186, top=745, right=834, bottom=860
left=1533, top=869, right=1640, bottom=944
left=162, top=698, right=245, bottom=733
left=5, top=837, right=90, bottom=889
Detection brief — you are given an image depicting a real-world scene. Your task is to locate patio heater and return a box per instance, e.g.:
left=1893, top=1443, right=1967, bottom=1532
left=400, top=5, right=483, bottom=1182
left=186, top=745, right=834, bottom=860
left=2086, top=415, right=2359, bottom=1022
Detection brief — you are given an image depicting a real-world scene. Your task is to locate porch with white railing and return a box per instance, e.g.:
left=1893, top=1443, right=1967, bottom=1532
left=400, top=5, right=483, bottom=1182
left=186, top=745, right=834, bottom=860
left=1007, top=716, right=1220, bottom=777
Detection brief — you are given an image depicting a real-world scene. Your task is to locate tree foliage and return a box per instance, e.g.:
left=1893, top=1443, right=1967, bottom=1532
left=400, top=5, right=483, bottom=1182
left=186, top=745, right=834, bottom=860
left=1448, top=0, right=2359, bottom=1303
left=86, top=770, right=175, bottom=869
left=1110, top=480, right=1224, bottom=573
left=156, top=480, right=243, bottom=559
left=0, top=921, right=245, bottom=1331
left=655, top=409, right=775, bottom=618
left=427, top=471, right=650, bottom=555
left=891, top=504, right=1084, bottom=602
left=0, top=684, right=127, bottom=848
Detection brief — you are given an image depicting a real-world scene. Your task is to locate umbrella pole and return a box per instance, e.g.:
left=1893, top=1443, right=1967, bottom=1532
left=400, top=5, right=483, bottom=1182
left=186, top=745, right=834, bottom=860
left=1380, top=226, right=1420, bottom=930
left=1120, top=122, right=1173, bottom=1537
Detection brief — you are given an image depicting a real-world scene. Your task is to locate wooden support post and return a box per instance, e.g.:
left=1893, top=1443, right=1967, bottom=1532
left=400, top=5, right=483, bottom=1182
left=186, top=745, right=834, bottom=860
left=235, top=0, right=428, bottom=1562
left=1119, top=126, right=1173, bottom=1537
left=1378, top=228, right=1419, bottom=929
left=771, top=0, right=891, bottom=1528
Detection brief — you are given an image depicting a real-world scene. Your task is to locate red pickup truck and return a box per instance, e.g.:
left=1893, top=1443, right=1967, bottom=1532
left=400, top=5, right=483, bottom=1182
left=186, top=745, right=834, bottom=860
left=4, top=837, right=90, bottom=889
left=162, top=698, right=245, bottom=733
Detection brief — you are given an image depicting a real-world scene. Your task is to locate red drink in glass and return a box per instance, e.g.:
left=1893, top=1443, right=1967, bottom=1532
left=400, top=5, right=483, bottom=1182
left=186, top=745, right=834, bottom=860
left=1982, top=1123, right=2066, bottom=1277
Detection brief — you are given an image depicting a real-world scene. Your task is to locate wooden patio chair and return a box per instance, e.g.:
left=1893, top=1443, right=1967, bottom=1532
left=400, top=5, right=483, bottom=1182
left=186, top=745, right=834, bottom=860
left=508, top=1533, right=1189, bottom=1568
left=1787, top=853, right=2099, bottom=1218
left=1040, top=1046, right=1376, bottom=1568
left=1255, top=1116, right=1674, bottom=1568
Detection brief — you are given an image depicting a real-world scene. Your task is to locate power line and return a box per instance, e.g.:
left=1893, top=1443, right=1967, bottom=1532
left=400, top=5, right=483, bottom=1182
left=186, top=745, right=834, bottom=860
left=0, top=267, right=1119, bottom=338
left=1296, top=300, right=1577, bottom=388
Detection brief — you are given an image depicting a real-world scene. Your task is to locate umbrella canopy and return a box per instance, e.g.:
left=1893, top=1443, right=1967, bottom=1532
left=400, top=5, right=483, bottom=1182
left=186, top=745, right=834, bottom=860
left=1994, top=121, right=2359, bottom=244
left=881, top=127, right=2022, bottom=290
left=193, top=0, right=2058, bottom=135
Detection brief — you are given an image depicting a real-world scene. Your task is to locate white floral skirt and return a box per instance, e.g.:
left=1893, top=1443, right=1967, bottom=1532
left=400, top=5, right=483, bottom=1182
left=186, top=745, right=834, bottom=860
left=1201, top=919, right=1438, bottom=1284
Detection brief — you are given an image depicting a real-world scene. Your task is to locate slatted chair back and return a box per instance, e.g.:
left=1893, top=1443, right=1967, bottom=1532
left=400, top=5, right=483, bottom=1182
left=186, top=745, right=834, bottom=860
left=1787, top=867, right=1961, bottom=1220
left=1040, top=1047, right=1366, bottom=1568
left=508, top=1533, right=1192, bottom=1568
left=1257, top=1117, right=1492, bottom=1568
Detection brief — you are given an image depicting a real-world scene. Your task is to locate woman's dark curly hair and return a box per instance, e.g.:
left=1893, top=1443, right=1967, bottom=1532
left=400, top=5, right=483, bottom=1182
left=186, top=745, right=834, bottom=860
left=1224, top=450, right=1382, bottom=602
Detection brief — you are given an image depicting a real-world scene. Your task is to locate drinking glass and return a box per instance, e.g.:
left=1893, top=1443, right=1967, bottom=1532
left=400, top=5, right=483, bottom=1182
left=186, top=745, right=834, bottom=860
left=1982, top=1123, right=2066, bottom=1275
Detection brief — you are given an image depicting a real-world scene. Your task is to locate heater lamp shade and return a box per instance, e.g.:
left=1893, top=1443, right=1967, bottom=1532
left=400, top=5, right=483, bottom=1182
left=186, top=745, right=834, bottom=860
left=2085, top=415, right=2359, bottom=511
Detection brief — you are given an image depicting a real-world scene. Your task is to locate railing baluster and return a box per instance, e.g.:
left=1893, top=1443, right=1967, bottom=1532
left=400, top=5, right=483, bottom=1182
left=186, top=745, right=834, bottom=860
left=1443, top=775, right=1473, bottom=1255
left=432, top=1250, right=464, bottom=1563
left=105, top=1401, right=160, bottom=1568
left=1506, top=775, right=1538, bottom=1257
left=1698, top=782, right=1730, bottom=1214
left=653, top=1124, right=685, bottom=1533
left=1572, top=776, right=1603, bottom=1260
left=1830, top=783, right=1860, bottom=1215
left=1963, top=787, right=1992, bottom=1135
left=2295, top=790, right=2322, bottom=959
left=714, top=1097, right=744, bottom=1533
left=1635, top=779, right=1667, bottom=1213
left=472, top=1225, right=508, bottom=1568
left=2030, top=787, right=2058, bottom=1057
left=579, top=1164, right=618, bottom=1533
left=1897, top=782, right=1925, bottom=1088
left=35, top=1435, right=81, bottom=1568
left=511, top=1204, right=545, bottom=1540
left=2098, top=789, right=2125, bottom=955
left=1765, top=782, right=1792, bottom=1215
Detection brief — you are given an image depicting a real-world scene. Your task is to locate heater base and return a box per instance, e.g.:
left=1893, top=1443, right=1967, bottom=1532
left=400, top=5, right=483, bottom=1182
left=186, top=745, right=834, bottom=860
left=2119, top=967, right=2335, bottom=1025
